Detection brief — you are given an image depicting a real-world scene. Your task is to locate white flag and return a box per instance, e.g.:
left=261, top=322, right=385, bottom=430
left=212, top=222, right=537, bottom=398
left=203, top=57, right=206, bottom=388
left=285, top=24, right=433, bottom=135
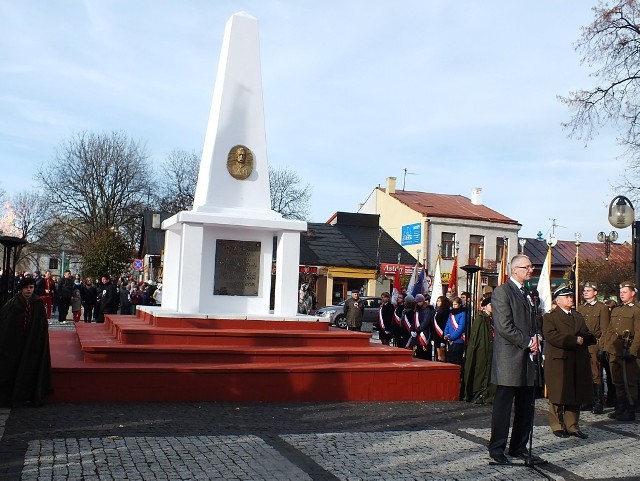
left=538, top=247, right=552, bottom=314
left=406, top=261, right=419, bottom=296
left=431, top=256, right=443, bottom=301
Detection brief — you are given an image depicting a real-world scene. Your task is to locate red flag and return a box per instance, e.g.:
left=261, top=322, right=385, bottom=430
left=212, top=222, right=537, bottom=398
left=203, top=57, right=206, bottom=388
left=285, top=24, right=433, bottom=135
left=448, top=255, right=458, bottom=296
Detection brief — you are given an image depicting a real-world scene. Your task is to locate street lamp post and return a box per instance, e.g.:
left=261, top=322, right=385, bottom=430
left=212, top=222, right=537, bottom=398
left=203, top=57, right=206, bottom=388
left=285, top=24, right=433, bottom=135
left=607, top=195, right=640, bottom=288
left=596, top=231, right=618, bottom=261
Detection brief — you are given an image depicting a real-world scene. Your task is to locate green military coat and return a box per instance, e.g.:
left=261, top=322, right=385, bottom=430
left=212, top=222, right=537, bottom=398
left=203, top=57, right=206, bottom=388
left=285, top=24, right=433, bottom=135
left=577, top=300, right=610, bottom=355
left=603, top=303, right=640, bottom=357
left=542, top=307, right=593, bottom=405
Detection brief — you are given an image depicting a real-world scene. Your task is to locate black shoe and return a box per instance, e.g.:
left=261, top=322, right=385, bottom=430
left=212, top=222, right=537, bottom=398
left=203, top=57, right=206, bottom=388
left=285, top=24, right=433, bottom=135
left=591, top=402, right=604, bottom=414
left=489, top=453, right=510, bottom=465
left=568, top=430, right=588, bottom=439
left=553, top=430, right=568, bottom=438
left=509, top=451, right=545, bottom=463
left=616, top=407, right=636, bottom=422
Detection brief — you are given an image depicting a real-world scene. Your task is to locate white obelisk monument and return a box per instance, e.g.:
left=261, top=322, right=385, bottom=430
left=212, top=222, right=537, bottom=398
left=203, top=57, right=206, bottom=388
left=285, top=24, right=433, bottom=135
left=161, top=12, right=306, bottom=317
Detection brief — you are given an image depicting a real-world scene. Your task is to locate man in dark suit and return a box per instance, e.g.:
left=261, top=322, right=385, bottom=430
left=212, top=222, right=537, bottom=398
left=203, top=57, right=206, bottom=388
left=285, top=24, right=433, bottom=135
left=488, top=254, right=541, bottom=465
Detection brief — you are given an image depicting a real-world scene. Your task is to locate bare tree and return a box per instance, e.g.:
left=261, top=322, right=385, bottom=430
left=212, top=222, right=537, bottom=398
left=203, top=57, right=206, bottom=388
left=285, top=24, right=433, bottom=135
left=579, top=257, right=634, bottom=300
left=560, top=1, right=640, bottom=201
left=38, top=130, right=151, bottom=247
left=1, top=191, right=53, bottom=266
left=152, top=153, right=311, bottom=220
left=154, top=149, right=200, bottom=214
left=269, top=166, right=311, bottom=220
left=9, top=191, right=50, bottom=243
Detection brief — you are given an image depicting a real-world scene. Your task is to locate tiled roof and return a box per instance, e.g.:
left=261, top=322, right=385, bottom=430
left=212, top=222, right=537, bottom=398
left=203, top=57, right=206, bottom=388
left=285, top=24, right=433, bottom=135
left=301, top=213, right=416, bottom=268
left=301, top=223, right=374, bottom=267
left=523, top=237, right=632, bottom=268
left=389, top=190, right=519, bottom=225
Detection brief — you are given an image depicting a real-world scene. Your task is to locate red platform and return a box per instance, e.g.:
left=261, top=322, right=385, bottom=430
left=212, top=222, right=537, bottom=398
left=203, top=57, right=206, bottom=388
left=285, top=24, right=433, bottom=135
left=48, top=310, right=460, bottom=403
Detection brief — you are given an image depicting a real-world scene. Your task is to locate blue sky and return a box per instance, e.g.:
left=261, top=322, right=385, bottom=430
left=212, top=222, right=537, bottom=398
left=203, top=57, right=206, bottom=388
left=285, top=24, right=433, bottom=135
left=0, top=1, right=631, bottom=244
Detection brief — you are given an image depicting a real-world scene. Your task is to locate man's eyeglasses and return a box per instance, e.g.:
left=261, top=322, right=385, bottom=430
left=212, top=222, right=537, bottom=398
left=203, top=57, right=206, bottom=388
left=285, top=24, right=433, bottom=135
left=515, top=265, right=534, bottom=271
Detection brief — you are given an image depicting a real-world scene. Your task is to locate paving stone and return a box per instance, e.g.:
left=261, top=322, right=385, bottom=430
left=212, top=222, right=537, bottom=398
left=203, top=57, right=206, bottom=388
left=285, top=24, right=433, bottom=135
left=1, top=399, right=638, bottom=480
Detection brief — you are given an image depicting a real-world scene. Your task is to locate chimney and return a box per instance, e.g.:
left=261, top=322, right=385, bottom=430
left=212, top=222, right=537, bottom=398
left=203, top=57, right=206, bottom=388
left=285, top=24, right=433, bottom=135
left=471, top=188, right=482, bottom=205
left=386, top=177, right=396, bottom=194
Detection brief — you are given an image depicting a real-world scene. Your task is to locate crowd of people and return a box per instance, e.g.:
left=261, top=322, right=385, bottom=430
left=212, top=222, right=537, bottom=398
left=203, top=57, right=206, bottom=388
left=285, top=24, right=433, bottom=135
left=4, top=270, right=163, bottom=323
left=368, top=254, right=639, bottom=464
left=0, top=268, right=163, bottom=408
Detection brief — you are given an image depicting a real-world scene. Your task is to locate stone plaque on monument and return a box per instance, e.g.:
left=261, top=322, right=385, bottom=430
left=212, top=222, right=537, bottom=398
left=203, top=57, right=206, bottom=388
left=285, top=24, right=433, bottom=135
left=214, top=239, right=261, bottom=296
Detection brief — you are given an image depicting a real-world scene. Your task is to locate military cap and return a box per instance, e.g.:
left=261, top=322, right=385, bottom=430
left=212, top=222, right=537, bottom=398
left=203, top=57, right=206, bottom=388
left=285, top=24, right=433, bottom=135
left=583, top=281, right=598, bottom=290
left=620, top=281, right=636, bottom=290
left=552, top=284, right=573, bottom=299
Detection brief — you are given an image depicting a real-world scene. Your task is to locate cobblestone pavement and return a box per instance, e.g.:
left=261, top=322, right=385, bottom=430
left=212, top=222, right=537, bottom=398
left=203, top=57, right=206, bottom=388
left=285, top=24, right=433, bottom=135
left=1, top=398, right=639, bottom=481
left=1, top=322, right=637, bottom=480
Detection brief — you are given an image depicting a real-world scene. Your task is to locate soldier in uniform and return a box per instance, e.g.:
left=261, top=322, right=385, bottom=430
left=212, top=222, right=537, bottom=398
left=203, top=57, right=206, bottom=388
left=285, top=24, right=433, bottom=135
left=577, top=281, right=610, bottom=414
left=603, top=281, right=640, bottom=421
left=543, top=285, right=594, bottom=439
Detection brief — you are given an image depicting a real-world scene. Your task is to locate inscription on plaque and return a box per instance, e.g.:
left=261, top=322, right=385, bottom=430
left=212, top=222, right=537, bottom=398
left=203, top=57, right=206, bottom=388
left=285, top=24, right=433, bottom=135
left=214, top=239, right=261, bottom=296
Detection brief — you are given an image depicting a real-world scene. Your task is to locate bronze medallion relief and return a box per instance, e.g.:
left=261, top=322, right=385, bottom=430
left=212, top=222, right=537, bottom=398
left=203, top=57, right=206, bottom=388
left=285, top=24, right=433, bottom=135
left=227, top=145, right=254, bottom=180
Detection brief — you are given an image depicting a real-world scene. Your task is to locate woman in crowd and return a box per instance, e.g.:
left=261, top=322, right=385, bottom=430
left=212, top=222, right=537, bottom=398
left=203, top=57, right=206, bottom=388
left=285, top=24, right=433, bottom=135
left=80, top=277, right=98, bottom=323
left=433, top=296, right=450, bottom=361
left=392, top=292, right=405, bottom=348
left=411, top=294, right=435, bottom=360
left=399, top=294, right=415, bottom=349
left=444, top=296, right=466, bottom=366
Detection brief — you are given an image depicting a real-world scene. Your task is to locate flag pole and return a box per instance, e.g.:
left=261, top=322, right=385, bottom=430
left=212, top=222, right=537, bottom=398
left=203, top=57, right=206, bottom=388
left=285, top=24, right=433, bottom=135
left=574, top=233, right=581, bottom=300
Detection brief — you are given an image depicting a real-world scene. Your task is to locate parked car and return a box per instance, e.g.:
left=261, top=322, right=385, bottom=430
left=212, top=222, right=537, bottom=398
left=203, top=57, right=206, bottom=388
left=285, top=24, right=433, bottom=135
left=315, top=296, right=382, bottom=329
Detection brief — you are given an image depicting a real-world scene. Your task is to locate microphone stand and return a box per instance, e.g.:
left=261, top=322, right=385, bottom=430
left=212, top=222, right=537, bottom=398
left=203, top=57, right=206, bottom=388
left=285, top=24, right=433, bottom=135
left=522, top=291, right=552, bottom=479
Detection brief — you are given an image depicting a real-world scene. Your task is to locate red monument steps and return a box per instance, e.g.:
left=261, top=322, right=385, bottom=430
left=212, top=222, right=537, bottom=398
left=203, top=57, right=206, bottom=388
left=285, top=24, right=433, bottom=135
left=48, top=310, right=460, bottom=403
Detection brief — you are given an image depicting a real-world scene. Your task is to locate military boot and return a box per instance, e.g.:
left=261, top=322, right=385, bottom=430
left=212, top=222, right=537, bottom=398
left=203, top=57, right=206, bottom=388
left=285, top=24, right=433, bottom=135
left=608, top=398, right=626, bottom=419
left=591, top=383, right=604, bottom=414
left=616, top=400, right=636, bottom=422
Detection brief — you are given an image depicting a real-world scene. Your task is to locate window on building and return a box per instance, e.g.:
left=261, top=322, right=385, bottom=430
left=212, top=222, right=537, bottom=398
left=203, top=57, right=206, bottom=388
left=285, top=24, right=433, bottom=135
left=48, top=258, right=59, bottom=270
left=496, top=237, right=507, bottom=261
left=441, top=232, right=456, bottom=259
left=469, top=235, right=484, bottom=262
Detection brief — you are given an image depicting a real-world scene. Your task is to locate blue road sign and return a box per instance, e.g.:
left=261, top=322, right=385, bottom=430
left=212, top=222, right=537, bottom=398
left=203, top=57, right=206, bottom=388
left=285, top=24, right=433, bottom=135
left=401, top=223, right=421, bottom=246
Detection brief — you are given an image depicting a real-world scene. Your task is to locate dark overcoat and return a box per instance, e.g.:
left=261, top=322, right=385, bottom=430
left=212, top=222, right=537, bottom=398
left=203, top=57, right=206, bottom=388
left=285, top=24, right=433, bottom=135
left=491, top=280, right=537, bottom=387
left=463, top=310, right=495, bottom=403
left=0, top=293, right=52, bottom=407
left=542, top=307, right=593, bottom=405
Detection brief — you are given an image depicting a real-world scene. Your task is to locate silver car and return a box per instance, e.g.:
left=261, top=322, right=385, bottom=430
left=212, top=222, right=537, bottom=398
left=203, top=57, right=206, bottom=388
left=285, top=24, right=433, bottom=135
left=316, top=296, right=382, bottom=330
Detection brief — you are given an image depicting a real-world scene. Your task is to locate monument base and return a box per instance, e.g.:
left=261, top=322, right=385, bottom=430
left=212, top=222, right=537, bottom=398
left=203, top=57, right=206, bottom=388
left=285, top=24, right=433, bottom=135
left=48, top=308, right=460, bottom=403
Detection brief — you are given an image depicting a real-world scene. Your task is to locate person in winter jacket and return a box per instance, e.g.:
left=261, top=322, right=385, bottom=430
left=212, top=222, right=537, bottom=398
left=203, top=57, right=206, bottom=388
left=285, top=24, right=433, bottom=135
left=410, top=294, right=436, bottom=360
left=444, top=296, right=466, bottom=366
